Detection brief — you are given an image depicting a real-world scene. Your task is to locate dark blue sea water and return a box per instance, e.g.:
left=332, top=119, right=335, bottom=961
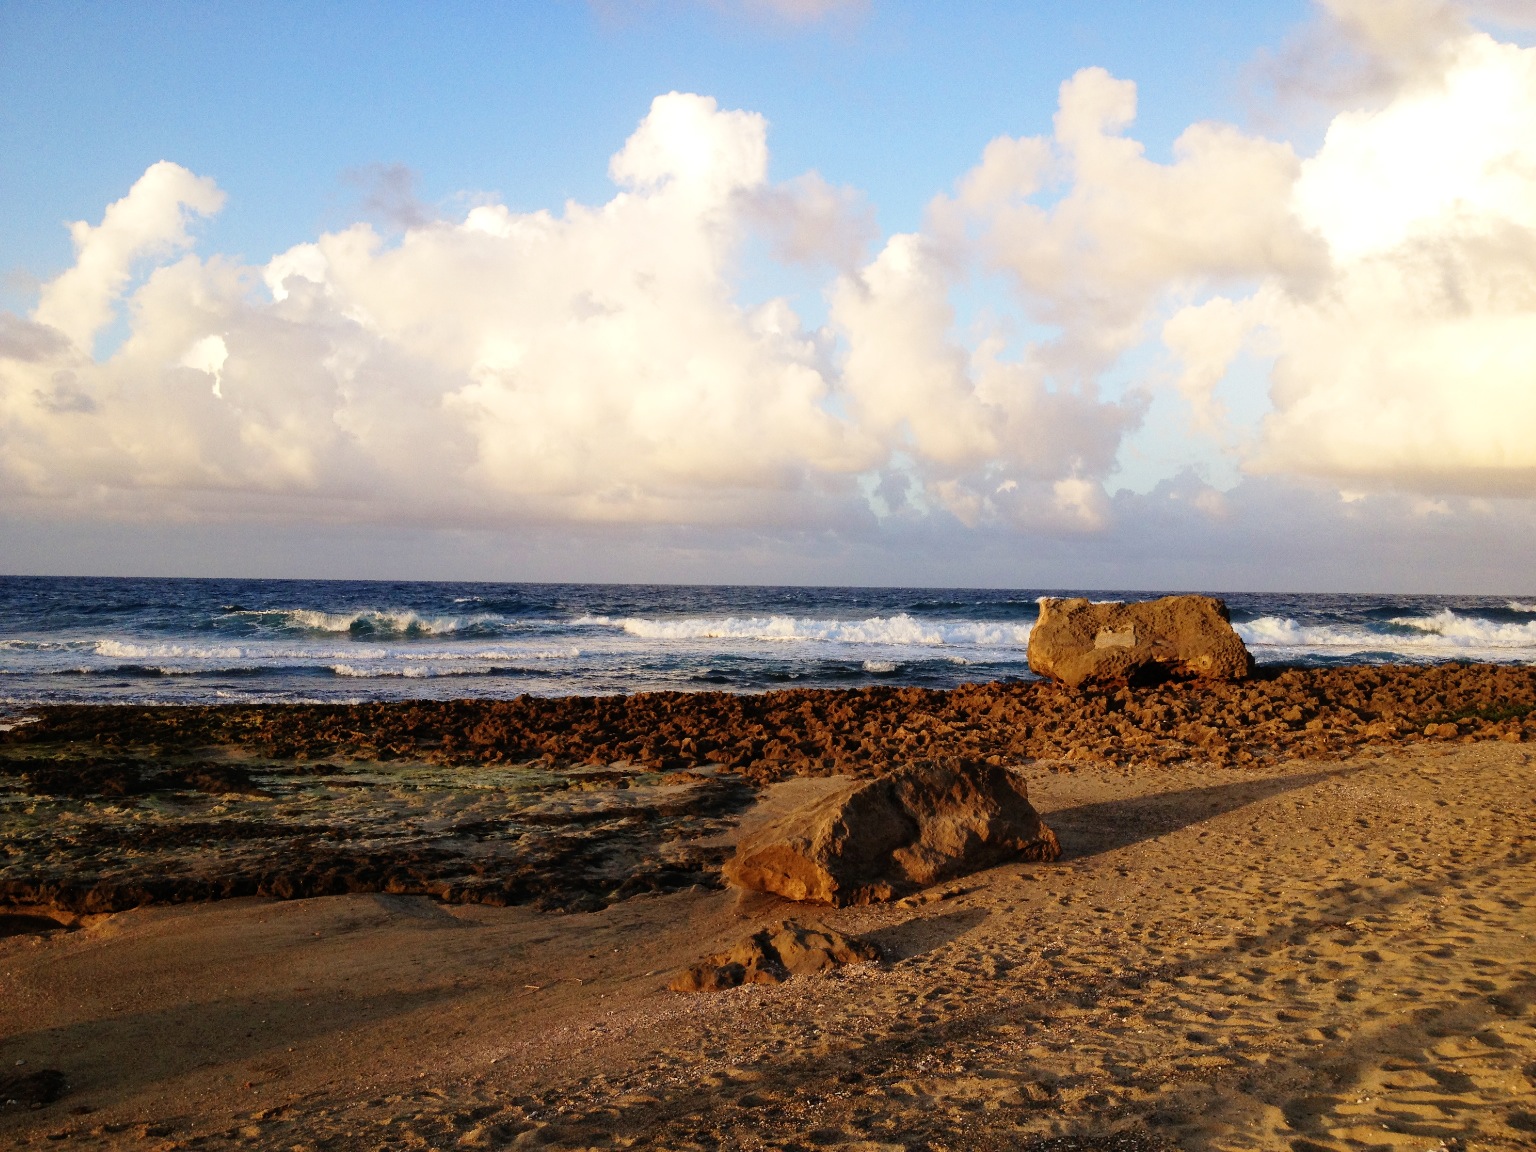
left=2, top=577, right=1534, bottom=705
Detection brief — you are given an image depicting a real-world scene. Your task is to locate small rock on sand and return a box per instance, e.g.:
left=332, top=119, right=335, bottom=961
left=670, top=920, right=879, bottom=992
left=723, top=758, right=1060, bottom=906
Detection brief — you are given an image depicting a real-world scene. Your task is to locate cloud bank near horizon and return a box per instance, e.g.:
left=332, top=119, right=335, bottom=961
left=2, top=0, right=1534, bottom=551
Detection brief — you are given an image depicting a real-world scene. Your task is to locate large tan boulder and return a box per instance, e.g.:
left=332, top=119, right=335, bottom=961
left=669, top=920, right=879, bottom=992
left=1027, top=594, right=1253, bottom=689
left=722, top=759, right=1060, bottom=906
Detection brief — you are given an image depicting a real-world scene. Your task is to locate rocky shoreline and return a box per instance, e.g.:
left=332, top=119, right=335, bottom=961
left=2, top=663, right=1533, bottom=920
left=11, top=661, right=1536, bottom=774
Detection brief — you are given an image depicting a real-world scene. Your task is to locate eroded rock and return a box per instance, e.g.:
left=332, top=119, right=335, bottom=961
left=670, top=920, right=879, bottom=992
left=1027, top=595, right=1253, bottom=689
left=722, top=759, right=1060, bottom=906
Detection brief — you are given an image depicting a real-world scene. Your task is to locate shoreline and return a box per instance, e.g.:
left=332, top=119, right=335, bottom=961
left=8, top=661, right=1536, bottom=774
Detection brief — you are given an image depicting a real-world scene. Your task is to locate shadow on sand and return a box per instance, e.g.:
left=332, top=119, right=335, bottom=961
left=1038, top=766, right=1357, bottom=860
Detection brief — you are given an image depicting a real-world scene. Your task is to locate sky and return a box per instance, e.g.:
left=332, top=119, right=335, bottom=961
left=3, top=0, right=1536, bottom=591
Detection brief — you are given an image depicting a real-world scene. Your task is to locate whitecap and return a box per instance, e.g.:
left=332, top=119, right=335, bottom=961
left=610, top=613, right=1032, bottom=648
left=1239, top=611, right=1536, bottom=657
left=1387, top=609, right=1536, bottom=648
left=227, top=607, right=511, bottom=637
left=95, top=640, right=247, bottom=660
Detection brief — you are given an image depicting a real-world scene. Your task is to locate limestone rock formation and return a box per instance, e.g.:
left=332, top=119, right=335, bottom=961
left=1027, top=594, right=1253, bottom=689
left=670, top=919, right=880, bottom=992
left=722, top=759, right=1061, bottom=906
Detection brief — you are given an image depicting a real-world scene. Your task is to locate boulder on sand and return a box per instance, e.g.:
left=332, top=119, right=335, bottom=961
left=1027, top=594, right=1253, bottom=689
left=722, top=759, right=1061, bottom=907
left=670, top=920, right=879, bottom=992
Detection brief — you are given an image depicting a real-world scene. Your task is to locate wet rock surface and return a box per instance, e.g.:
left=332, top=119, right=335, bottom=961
left=0, top=754, right=752, bottom=915
left=724, top=759, right=1060, bottom=905
left=2, top=663, right=1534, bottom=916
left=1028, top=595, right=1253, bottom=688
left=670, top=919, right=880, bottom=992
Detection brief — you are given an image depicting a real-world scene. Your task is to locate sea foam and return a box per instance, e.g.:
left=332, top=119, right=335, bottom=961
left=606, top=613, right=1032, bottom=648
left=1239, top=610, right=1536, bottom=656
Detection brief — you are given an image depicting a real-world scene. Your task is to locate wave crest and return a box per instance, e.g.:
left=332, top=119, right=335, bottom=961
left=227, top=607, right=512, bottom=637
left=605, top=613, right=1032, bottom=648
left=1239, top=611, right=1536, bottom=655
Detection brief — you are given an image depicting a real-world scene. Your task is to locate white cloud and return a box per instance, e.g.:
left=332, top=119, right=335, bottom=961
left=6, top=2, right=1536, bottom=555
left=930, top=10, right=1536, bottom=500
left=830, top=230, right=1139, bottom=529
left=0, top=92, right=1132, bottom=530
left=932, top=67, right=1323, bottom=385
left=180, top=334, right=228, bottom=398
left=33, top=161, right=224, bottom=351
left=747, top=172, right=877, bottom=270
left=1215, top=28, right=1536, bottom=493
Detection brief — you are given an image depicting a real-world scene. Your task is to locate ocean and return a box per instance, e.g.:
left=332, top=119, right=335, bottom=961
left=1, top=576, right=1535, bottom=706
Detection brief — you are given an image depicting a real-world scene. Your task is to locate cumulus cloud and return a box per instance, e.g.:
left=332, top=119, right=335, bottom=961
left=831, top=231, right=1139, bottom=527
left=1196, top=24, right=1536, bottom=494
left=747, top=172, right=877, bottom=270
left=932, top=67, right=1324, bottom=386
left=0, top=92, right=1131, bottom=530
left=931, top=7, right=1536, bottom=500
left=6, top=1, right=1536, bottom=553
left=32, top=161, right=224, bottom=351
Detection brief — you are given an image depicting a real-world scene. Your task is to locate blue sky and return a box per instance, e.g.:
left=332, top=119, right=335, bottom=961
left=1, top=1, right=1309, bottom=307
left=3, top=0, right=1536, bottom=590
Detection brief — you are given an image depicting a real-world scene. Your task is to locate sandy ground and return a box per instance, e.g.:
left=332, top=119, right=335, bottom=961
left=2, top=742, right=1533, bottom=1151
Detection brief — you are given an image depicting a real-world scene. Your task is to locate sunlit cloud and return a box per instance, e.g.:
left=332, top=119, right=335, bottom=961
left=4, top=0, right=1535, bottom=552
left=0, top=92, right=1129, bottom=530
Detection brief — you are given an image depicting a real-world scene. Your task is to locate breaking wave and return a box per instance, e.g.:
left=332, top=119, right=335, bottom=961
left=599, top=613, right=1033, bottom=648
left=95, top=640, right=249, bottom=660
left=1238, top=610, right=1536, bottom=658
left=224, top=607, right=515, bottom=637
left=328, top=663, right=541, bottom=679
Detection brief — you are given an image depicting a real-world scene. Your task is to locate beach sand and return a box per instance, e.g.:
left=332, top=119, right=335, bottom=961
left=3, top=736, right=1533, bottom=1150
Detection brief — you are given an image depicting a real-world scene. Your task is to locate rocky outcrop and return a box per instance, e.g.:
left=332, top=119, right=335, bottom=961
left=722, top=759, right=1060, bottom=906
left=670, top=920, right=880, bottom=992
left=1027, top=595, right=1253, bottom=689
